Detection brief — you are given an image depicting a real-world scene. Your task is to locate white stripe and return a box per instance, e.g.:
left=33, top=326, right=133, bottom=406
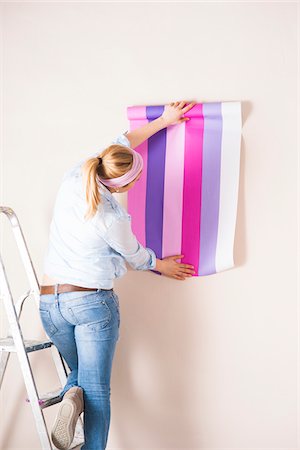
left=215, top=102, right=242, bottom=272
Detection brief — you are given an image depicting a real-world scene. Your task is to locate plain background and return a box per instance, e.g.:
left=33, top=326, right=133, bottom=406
left=0, top=2, right=298, bottom=449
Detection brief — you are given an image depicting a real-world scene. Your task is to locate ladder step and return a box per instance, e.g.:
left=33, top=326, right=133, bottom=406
left=66, top=420, right=85, bottom=449
left=59, top=439, right=85, bottom=450
left=0, top=337, right=53, bottom=353
left=53, top=445, right=84, bottom=450
left=25, top=387, right=63, bottom=409
left=54, top=431, right=85, bottom=449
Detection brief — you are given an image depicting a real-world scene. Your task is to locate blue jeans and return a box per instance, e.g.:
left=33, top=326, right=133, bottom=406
left=39, top=287, right=120, bottom=450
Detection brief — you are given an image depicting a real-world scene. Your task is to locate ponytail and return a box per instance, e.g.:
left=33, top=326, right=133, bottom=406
left=82, top=157, right=102, bottom=221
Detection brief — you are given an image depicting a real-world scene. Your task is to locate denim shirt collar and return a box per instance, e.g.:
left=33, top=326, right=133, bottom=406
left=97, top=179, right=121, bottom=210
left=97, top=177, right=129, bottom=218
left=98, top=180, right=113, bottom=199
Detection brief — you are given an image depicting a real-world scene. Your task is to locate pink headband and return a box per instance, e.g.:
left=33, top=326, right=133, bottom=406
left=97, top=146, right=143, bottom=188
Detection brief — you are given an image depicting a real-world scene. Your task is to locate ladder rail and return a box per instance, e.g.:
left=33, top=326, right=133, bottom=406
left=0, top=207, right=40, bottom=306
left=0, top=254, right=52, bottom=449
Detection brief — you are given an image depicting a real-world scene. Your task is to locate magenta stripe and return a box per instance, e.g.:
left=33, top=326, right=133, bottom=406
left=181, top=105, right=204, bottom=273
left=198, top=103, right=223, bottom=275
left=162, top=123, right=186, bottom=257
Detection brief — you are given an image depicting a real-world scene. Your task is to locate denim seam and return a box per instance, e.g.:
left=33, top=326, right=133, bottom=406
left=39, top=309, right=59, bottom=336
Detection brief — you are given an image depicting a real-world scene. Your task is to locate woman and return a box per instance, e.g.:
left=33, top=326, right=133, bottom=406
left=39, top=100, right=196, bottom=450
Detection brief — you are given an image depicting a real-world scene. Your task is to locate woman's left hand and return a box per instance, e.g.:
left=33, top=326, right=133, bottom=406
left=160, top=101, right=197, bottom=127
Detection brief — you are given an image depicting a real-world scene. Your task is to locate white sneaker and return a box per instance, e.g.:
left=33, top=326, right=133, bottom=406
left=51, top=386, right=84, bottom=450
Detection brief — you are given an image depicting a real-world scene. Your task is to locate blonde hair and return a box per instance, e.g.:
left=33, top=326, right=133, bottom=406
left=82, top=144, right=134, bottom=221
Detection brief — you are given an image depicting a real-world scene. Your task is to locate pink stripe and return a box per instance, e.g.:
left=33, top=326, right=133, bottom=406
left=162, top=123, right=186, bottom=258
left=181, top=106, right=204, bottom=273
left=126, top=107, right=148, bottom=246
left=127, top=105, right=146, bottom=121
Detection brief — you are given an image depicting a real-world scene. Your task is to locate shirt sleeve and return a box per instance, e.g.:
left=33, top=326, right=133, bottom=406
left=111, top=131, right=131, bottom=148
left=102, top=214, right=157, bottom=271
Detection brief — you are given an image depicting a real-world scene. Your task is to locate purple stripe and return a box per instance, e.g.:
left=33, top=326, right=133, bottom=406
left=145, top=105, right=166, bottom=263
left=199, top=102, right=223, bottom=275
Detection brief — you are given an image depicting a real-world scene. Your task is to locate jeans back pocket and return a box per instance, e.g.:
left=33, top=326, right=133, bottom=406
left=69, top=297, right=112, bottom=330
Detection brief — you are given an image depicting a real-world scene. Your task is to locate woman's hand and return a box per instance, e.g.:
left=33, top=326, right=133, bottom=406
left=155, top=255, right=195, bottom=280
left=160, top=101, right=197, bottom=127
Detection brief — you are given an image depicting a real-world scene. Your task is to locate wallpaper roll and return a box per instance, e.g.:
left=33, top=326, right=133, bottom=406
left=126, top=102, right=242, bottom=276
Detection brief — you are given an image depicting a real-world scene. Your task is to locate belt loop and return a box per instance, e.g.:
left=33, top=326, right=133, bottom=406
left=54, top=283, right=59, bottom=307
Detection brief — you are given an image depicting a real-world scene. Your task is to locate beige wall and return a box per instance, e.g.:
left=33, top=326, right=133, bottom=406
left=0, top=2, right=298, bottom=449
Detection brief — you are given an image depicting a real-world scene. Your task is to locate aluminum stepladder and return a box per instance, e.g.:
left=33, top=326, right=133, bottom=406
left=0, top=206, right=84, bottom=449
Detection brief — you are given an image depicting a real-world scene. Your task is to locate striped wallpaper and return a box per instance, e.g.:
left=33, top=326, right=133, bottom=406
left=127, top=102, right=242, bottom=276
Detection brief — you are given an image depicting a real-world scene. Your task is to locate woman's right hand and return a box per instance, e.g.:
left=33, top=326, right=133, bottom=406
left=160, top=101, right=196, bottom=127
left=155, top=255, right=195, bottom=280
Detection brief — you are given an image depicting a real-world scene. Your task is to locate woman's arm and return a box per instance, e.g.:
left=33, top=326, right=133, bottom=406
left=125, top=101, right=196, bottom=149
left=125, top=116, right=166, bottom=149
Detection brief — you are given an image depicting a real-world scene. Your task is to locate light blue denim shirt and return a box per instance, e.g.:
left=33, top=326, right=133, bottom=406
left=42, top=132, right=157, bottom=289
